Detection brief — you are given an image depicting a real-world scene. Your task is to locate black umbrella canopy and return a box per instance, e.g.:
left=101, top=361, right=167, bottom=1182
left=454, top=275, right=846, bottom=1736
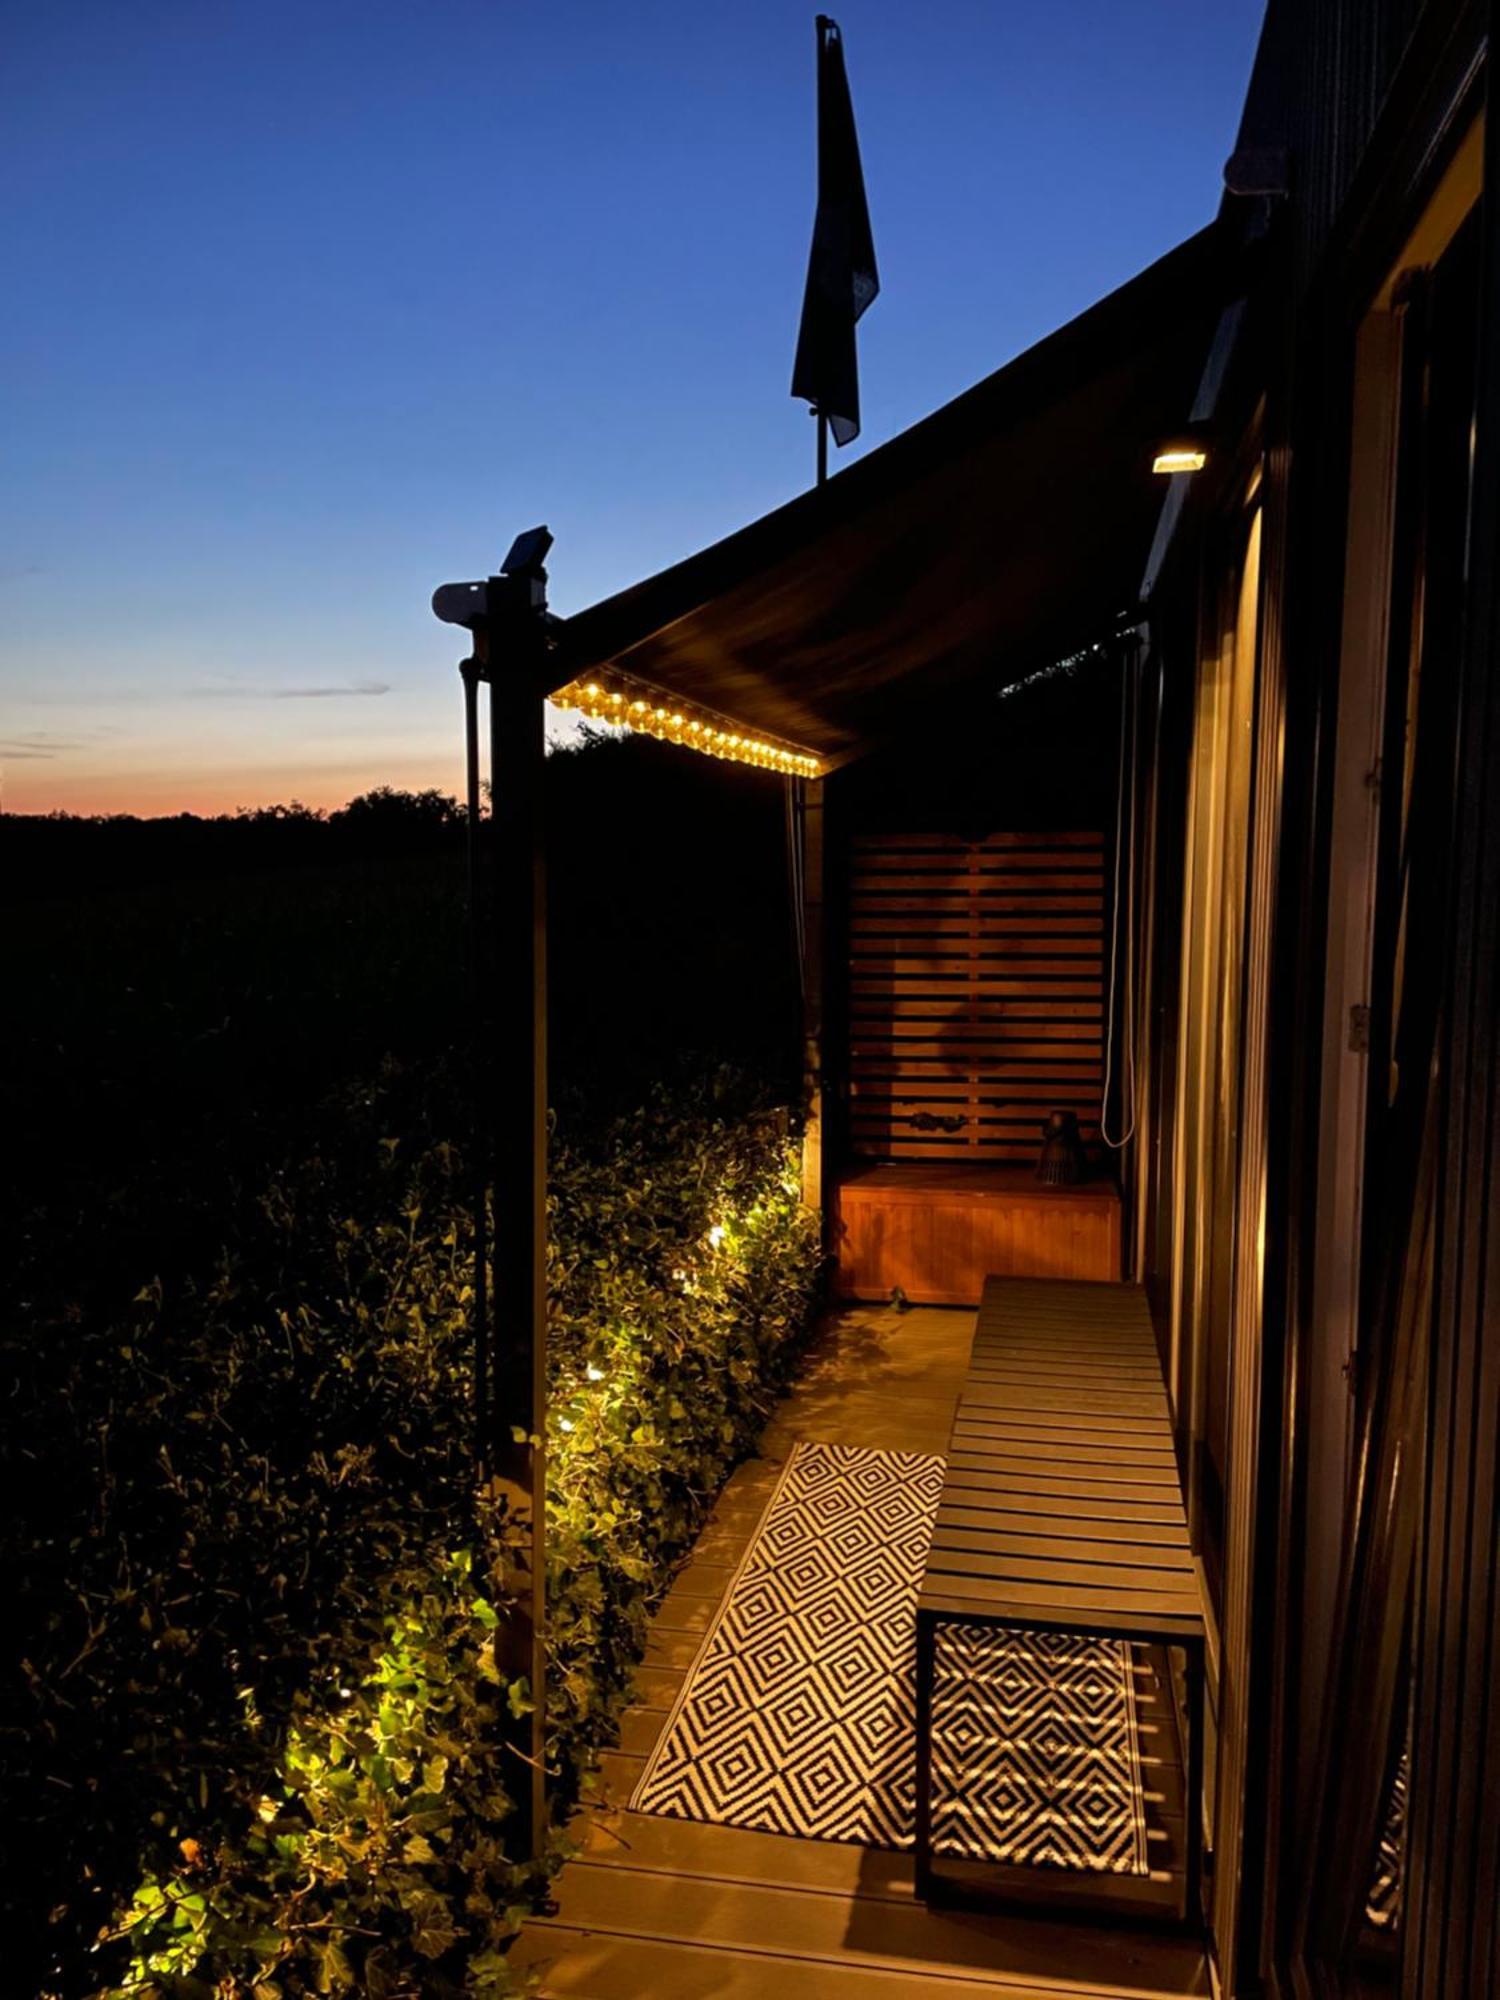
left=553, top=223, right=1231, bottom=772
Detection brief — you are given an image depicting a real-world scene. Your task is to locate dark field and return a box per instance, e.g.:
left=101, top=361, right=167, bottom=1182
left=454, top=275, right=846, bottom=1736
left=2, top=737, right=803, bottom=1994
left=5, top=740, right=800, bottom=1319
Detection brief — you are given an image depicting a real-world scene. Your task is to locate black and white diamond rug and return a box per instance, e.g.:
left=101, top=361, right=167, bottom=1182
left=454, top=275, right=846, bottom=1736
left=630, top=1441, right=1149, bottom=1873
left=930, top=1623, right=1148, bottom=1875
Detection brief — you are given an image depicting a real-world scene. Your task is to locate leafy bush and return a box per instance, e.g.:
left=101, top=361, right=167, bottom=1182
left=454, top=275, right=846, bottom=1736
left=7, top=1063, right=820, bottom=1997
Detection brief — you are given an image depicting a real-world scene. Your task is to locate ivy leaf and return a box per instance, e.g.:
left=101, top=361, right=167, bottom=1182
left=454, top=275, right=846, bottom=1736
left=411, top=1917, right=461, bottom=1961
left=313, top=1937, right=354, bottom=1992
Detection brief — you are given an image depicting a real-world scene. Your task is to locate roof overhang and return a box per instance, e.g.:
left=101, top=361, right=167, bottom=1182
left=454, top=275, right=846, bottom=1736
left=550, top=222, right=1232, bottom=773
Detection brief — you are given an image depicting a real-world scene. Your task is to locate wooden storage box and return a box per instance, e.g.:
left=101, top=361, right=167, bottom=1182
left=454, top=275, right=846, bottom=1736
left=833, top=1163, right=1121, bottom=1305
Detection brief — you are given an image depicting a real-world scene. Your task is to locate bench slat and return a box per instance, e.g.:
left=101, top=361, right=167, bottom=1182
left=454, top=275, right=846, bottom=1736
left=949, top=1403, right=1163, bottom=1437
left=959, top=1386, right=1171, bottom=1417
left=935, top=1503, right=1190, bottom=1547
left=919, top=1578, right=1204, bottom=1643
left=931, top=1525, right=1196, bottom=1569
left=940, top=1469, right=1186, bottom=1512
left=949, top=1429, right=1179, bottom=1470
left=936, top=1482, right=1188, bottom=1526
left=925, top=1545, right=1195, bottom=1593
left=947, top=1469, right=1182, bottom=1506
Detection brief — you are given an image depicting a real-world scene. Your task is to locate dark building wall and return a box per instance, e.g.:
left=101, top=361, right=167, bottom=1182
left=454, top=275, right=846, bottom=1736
left=1232, top=0, right=1447, bottom=290
left=1149, top=3, right=1498, bottom=1995
left=832, top=648, right=1120, bottom=838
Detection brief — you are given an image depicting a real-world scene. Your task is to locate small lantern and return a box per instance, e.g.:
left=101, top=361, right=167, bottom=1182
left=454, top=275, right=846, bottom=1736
left=1036, top=1110, right=1087, bottom=1186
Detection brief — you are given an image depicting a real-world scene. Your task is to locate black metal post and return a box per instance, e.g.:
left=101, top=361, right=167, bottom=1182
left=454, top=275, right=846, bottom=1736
left=461, top=659, right=490, bottom=1467
left=436, top=538, right=553, bottom=1872
left=914, top=1608, right=936, bottom=1900
left=480, top=568, right=551, bottom=1864
left=816, top=408, right=829, bottom=486
left=1186, top=1638, right=1206, bottom=1928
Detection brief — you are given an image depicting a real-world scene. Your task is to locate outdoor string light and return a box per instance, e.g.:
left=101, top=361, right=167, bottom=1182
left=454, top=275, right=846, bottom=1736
left=548, top=667, right=823, bottom=777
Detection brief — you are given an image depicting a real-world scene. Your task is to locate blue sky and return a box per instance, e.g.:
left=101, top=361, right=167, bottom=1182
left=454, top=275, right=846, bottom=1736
left=2, top=0, right=1264, bottom=813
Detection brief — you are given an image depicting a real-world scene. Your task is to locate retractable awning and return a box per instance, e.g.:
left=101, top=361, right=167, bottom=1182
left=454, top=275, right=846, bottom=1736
left=550, top=222, right=1230, bottom=773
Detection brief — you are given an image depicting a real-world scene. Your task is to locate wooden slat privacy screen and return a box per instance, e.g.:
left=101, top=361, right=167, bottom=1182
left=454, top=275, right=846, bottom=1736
left=847, top=831, right=1107, bottom=1163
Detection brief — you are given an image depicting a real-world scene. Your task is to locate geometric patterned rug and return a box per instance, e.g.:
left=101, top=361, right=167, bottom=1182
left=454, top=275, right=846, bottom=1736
left=631, top=1441, right=1149, bottom=1873
left=632, top=1443, right=943, bottom=1846
left=931, top=1623, right=1148, bottom=1874
left=1367, top=1736, right=1409, bottom=1932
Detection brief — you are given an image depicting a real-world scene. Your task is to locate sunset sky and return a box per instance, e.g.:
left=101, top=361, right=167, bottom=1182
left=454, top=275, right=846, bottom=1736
left=3, top=0, right=1263, bottom=817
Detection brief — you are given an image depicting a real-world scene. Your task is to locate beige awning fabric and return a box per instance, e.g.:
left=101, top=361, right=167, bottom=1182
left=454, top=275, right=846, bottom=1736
left=551, top=223, right=1230, bottom=771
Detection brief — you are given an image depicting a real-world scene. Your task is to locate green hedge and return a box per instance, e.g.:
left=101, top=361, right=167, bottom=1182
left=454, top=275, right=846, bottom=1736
left=8, top=1067, right=821, bottom=1998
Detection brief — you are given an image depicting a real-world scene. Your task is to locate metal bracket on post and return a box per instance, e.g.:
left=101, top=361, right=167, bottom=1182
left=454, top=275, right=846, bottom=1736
left=433, top=525, right=554, bottom=1871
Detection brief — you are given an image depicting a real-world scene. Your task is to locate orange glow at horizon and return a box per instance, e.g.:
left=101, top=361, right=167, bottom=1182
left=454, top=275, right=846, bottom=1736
left=1, top=707, right=599, bottom=818
left=4, top=752, right=470, bottom=820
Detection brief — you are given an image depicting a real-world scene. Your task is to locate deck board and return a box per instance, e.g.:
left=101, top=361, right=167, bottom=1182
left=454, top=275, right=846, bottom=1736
left=515, top=1303, right=1208, bottom=1997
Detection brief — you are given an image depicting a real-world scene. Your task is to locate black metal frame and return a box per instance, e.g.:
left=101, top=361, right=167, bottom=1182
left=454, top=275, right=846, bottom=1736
left=913, top=1604, right=1205, bottom=1928
left=443, top=549, right=555, bottom=1868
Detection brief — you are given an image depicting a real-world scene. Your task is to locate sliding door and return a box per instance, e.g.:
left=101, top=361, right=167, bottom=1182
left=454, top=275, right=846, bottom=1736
left=1293, top=188, right=1482, bottom=1998
left=1171, top=475, right=1263, bottom=1623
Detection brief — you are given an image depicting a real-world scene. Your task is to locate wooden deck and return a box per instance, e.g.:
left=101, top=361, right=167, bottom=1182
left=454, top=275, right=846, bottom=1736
left=512, top=1304, right=1209, bottom=1997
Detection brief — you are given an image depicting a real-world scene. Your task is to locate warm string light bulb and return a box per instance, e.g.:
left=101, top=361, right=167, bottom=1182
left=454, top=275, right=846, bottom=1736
left=548, top=672, right=822, bottom=777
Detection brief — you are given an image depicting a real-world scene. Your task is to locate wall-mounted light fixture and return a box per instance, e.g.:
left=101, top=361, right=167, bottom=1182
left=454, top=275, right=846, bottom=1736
left=1152, top=424, right=1212, bottom=475
left=1152, top=441, right=1209, bottom=475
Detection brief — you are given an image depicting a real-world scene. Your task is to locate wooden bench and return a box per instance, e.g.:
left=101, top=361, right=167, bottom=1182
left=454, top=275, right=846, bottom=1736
left=914, top=1275, right=1205, bottom=1924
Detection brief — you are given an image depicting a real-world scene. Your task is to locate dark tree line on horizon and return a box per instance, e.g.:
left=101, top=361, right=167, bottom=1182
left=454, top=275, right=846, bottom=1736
left=4, top=729, right=805, bottom=1103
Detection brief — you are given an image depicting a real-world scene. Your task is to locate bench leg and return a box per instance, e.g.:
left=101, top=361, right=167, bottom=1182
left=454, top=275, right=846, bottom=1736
left=1184, top=1638, right=1206, bottom=1928
left=914, top=1609, right=936, bottom=1899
